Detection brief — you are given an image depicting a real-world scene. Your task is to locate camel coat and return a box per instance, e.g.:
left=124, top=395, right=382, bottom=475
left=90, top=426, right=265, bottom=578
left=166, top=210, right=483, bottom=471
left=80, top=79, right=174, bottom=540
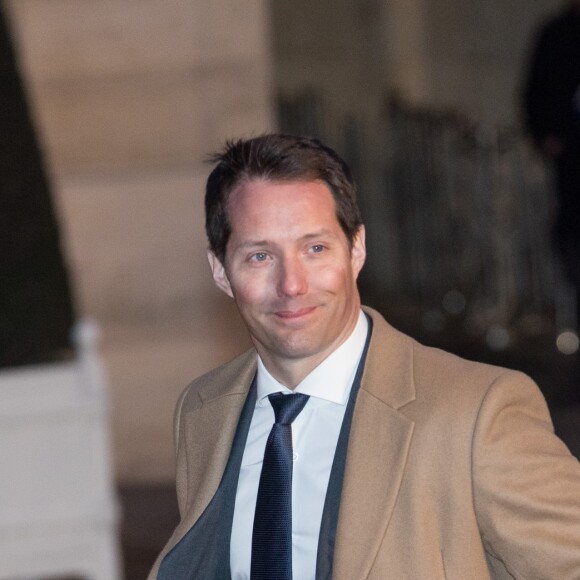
left=149, top=307, right=580, bottom=579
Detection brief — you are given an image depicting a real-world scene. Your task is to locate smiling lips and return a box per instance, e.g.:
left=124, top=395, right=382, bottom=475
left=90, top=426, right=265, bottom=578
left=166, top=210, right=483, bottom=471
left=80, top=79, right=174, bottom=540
left=274, top=306, right=317, bottom=321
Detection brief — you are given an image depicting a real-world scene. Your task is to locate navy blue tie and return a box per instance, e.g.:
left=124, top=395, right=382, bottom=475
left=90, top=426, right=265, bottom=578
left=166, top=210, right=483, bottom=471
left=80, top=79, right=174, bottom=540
left=251, top=392, right=310, bottom=580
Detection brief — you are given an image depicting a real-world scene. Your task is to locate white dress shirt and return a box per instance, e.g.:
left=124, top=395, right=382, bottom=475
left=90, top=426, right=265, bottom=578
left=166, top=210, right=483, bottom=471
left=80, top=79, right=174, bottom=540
left=230, top=310, right=368, bottom=580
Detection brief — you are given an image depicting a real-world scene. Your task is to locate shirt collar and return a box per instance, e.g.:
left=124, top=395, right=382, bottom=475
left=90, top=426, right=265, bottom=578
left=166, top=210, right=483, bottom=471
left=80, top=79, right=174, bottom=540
left=257, top=310, right=368, bottom=406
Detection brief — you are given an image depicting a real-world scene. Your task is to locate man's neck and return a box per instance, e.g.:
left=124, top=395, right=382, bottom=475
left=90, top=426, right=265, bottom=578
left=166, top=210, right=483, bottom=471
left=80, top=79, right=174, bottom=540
left=258, top=352, right=330, bottom=390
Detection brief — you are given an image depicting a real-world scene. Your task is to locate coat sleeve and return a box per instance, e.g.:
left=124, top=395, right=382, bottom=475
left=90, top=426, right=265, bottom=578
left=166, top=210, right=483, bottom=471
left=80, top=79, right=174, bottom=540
left=472, top=371, right=580, bottom=578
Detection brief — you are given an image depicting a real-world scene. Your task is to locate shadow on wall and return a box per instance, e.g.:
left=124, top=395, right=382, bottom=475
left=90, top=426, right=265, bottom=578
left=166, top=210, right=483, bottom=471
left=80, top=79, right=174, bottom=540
left=0, top=4, right=75, bottom=369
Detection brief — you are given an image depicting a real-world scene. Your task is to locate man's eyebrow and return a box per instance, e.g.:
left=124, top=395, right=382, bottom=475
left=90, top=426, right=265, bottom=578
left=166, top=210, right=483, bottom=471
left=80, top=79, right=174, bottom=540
left=234, top=239, right=271, bottom=250
left=232, top=229, right=338, bottom=251
left=300, top=229, right=336, bottom=240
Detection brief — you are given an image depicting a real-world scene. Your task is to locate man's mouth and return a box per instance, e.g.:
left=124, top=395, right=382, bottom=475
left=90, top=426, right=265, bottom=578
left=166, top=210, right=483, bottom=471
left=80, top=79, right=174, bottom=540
left=274, top=306, right=317, bottom=320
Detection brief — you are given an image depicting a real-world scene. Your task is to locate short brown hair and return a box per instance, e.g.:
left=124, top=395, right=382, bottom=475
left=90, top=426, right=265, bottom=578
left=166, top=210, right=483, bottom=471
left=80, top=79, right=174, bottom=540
left=205, top=134, right=363, bottom=263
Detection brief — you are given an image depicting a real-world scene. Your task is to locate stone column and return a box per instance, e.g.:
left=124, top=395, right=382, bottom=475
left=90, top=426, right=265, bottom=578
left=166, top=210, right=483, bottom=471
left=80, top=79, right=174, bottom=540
left=4, top=0, right=274, bottom=483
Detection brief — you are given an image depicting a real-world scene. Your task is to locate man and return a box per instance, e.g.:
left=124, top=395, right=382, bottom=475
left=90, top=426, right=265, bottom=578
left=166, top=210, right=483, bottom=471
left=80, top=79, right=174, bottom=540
left=523, top=0, right=580, bottom=330
left=149, top=134, right=580, bottom=579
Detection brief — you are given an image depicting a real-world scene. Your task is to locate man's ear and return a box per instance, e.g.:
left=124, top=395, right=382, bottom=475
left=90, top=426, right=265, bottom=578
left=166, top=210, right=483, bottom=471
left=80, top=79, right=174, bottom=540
left=207, top=251, right=234, bottom=298
left=351, top=225, right=366, bottom=278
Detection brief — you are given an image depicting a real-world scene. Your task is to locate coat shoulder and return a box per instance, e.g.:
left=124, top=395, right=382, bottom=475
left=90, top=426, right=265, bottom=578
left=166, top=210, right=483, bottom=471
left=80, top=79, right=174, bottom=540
left=412, top=339, right=520, bottom=390
left=364, top=305, right=536, bottom=412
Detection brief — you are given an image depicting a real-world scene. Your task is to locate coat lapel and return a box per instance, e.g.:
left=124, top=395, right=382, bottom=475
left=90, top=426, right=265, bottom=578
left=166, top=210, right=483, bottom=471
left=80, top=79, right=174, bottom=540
left=333, top=307, right=416, bottom=580
left=168, top=350, right=258, bottom=550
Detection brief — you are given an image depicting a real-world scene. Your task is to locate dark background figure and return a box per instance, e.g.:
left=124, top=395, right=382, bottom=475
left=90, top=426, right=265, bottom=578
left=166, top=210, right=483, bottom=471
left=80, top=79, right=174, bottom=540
left=523, top=0, right=580, bottom=330
left=0, top=5, right=75, bottom=368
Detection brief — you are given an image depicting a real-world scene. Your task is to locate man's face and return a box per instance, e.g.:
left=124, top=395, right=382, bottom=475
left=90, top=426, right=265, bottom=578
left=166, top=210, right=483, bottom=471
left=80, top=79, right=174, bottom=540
left=208, top=179, right=366, bottom=377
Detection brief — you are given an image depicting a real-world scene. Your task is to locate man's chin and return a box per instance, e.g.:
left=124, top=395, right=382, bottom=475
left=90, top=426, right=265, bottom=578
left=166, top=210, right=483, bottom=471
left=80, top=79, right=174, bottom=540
left=267, top=334, right=329, bottom=362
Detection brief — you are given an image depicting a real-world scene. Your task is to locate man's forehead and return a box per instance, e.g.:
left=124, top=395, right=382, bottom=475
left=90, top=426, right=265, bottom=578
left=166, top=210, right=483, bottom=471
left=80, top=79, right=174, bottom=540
left=228, top=179, right=337, bottom=218
left=230, top=177, right=332, bottom=199
left=224, top=179, right=347, bottom=250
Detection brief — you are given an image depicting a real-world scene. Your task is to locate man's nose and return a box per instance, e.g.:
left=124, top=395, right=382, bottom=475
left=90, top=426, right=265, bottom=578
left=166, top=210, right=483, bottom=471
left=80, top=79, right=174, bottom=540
left=277, top=256, right=308, bottom=297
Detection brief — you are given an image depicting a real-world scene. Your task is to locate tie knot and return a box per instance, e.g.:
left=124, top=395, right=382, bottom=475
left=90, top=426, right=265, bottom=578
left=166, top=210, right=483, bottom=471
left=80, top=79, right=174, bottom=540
left=268, top=392, right=309, bottom=425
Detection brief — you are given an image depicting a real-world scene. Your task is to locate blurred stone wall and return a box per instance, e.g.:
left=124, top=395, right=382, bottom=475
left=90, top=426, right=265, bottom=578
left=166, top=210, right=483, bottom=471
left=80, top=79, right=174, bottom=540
left=4, top=0, right=273, bottom=483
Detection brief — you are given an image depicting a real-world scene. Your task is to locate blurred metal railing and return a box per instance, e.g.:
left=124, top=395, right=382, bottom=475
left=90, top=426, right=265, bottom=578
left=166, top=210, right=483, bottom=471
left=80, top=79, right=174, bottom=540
left=386, top=98, right=574, bottom=345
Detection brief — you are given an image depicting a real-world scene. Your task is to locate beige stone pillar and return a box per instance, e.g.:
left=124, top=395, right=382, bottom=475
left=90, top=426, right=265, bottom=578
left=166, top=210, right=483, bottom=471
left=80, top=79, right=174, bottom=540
left=4, top=0, right=274, bottom=483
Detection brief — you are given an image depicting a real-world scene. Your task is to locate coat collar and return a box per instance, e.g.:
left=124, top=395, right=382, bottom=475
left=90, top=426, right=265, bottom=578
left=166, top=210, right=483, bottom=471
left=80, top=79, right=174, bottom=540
left=360, top=305, right=416, bottom=409
left=194, top=306, right=416, bottom=408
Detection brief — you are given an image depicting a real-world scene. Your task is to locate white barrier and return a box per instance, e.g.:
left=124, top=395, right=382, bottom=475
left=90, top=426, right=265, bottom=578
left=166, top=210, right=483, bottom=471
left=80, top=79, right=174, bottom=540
left=0, top=321, right=122, bottom=580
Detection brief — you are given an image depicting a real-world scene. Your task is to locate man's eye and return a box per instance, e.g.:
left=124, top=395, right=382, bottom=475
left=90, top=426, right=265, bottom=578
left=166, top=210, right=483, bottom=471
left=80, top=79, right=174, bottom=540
left=251, top=252, right=269, bottom=262
left=311, top=244, right=325, bottom=253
